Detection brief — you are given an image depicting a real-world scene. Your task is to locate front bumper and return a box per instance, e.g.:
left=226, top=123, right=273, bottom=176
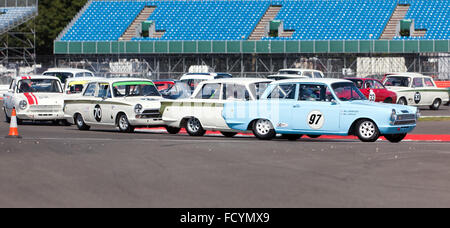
left=379, top=125, right=416, bottom=135
left=17, top=111, right=66, bottom=120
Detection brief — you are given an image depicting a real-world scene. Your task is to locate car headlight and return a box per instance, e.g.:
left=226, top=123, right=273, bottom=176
left=390, top=109, right=397, bottom=122
left=134, top=104, right=143, bottom=114
left=19, top=100, right=28, bottom=110
left=416, top=109, right=421, bottom=120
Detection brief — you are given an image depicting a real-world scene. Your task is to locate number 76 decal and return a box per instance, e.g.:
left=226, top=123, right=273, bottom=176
left=308, top=111, right=325, bottom=130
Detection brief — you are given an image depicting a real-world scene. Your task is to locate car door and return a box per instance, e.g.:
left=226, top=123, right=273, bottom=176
left=372, top=80, right=388, bottom=102
left=81, top=82, right=98, bottom=123
left=95, top=82, right=114, bottom=125
left=193, top=83, right=222, bottom=129
left=411, top=77, right=425, bottom=105
left=423, top=77, right=437, bottom=105
left=290, top=83, right=340, bottom=133
left=265, top=83, right=298, bottom=131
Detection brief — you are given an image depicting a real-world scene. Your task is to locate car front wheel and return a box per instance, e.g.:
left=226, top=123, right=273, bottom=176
left=397, top=98, right=407, bottom=105
left=355, top=119, right=380, bottom=142
left=384, top=134, right=407, bottom=143
left=252, top=119, right=276, bottom=140
left=118, top=114, right=135, bottom=133
left=185, top=117, right=206, bottom=136
left=75, top=114, right=90, bottom=131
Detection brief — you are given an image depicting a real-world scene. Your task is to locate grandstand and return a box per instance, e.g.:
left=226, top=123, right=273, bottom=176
left=0, top=0, right=38, bottom=67
left=53, top=0, right=450, bottom=79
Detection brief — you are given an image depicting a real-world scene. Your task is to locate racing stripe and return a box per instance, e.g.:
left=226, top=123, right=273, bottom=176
left=23, top=93, right=35, bottom=105
left=30, top=93, right=38, bottom=105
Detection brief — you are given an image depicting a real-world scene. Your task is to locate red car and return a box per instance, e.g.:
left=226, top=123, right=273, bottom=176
left=345, top=78, right=397, bottom=103
left=153, top=79, right=175, bottom=92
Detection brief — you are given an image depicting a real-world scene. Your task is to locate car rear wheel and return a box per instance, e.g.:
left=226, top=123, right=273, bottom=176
left=252, top=119, right=276, bottom=140
left=118, top=114, right=135, bottom=133
left=75, top=114, right=90, bottom=131
left=430, top=99, right=441, bottom=110
left=185, top=117, right=206, bottom=136
left=384, top=134, right=407, bottom=143
left=221, top=132, right=238, bottom=138
left=165, top=126, right=181, bottom=134
left=282, top=134, right=303, bottom=141
left=397, top=97, right=407, bottom=105
left=307, top=135, right=321, bottom=139
left=355, top=119, right=380, bottom=142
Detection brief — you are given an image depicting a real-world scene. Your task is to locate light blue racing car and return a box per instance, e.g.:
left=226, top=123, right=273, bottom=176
left=222, top=79, right=419, bottom=143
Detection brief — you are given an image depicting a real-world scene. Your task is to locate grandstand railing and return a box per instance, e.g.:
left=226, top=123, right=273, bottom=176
left=55, top=40, right=450, bottom=55
left=0, top=0, right=38, bottom=8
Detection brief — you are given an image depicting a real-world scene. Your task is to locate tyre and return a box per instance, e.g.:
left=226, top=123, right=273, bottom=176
left=165, top=126, right=181, bottom=134
left=185, top=117, right=206, bottom=136
left=397, top=97, right=407, bottom=105
left=430, top=99, right=441, bottom=110
left=307, top=135, right=321, bottom=139
left=355, top=119, right=380, bottom=142
left=221, top=132, right=238, bottom=138
left=384, top=98, right=394, bottom=104
left=282, top=134, right=303, bottom=141
left=4, top=108, right=10, bottom=123
left=252, top=119, right=276, bottom=140
left=384, top=134, right=407, bottom=143
left=75, top=114, right=90, bottom=131
left=118, top=114, right=135, bottom=133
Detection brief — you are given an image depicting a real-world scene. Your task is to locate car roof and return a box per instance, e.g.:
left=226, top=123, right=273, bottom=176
left=385, top=73, right=428, bottom=78
left=278, top=69, right=323, bottom=73
left=17, top=75, right=61, bottom=81
left=79, top=78, right=154, bottom=83
left=268, top=74, right=308, bottom=78
left=44, top=68, right=94, bottom=74
left=272, top=78, right=350, bottom=85
left=200, top=78, right=273, bottom=85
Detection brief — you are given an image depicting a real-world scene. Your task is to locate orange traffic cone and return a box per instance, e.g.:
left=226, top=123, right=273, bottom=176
left=5, top=108, right=21, bottom=138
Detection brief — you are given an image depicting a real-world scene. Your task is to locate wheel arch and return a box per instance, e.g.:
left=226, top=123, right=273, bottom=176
left=115, top=111, right=127, bottom=126
left=348, top=117, right=379, bottom=136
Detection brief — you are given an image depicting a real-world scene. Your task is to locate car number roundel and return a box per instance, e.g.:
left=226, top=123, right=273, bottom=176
left=94, top=104, right=102, bottom=122
left=307, top=110, right=324, bottom=130
left=369, top=90, right=376, bottom=102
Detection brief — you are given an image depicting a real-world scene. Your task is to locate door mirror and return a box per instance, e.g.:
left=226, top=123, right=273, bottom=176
left=331, top=99, right=338, bottom=105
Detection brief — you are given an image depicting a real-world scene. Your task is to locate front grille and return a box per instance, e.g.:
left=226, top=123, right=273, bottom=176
left=29, top=105, right=62, bottom=113
left=393, top=114, right=416, bottom=125
left=138, top=109, right=161, bottom=118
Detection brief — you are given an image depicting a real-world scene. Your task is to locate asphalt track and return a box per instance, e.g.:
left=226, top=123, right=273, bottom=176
left=1, top=102, right=450, bottom=207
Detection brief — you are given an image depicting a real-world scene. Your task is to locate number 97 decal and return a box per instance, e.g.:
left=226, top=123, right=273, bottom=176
left=307, top=110, right=325, bottom=130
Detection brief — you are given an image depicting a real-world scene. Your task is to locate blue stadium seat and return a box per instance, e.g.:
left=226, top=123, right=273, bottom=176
left=60, top=0, right=450, bottom=42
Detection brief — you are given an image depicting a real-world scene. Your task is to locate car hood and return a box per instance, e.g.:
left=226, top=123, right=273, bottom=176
left=119, top=96, right=162, bottom=109
left=344, top=100, right=417, bottom=114
left=19, top=93, right=64, bottom=105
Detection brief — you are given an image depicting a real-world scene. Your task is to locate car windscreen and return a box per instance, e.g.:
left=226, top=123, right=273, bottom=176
left=384, top=77, right=410, bottom=87
left=278, top=71, right=301, bottom=75
left=112, top=81, right=160, bottom=97
left=43, top=72, right=73, bottom=84
left=160, top=81, right=192, bottom=99
left=17, top=79, right=62, bottom=93
left=332, top=82, right=367, bottom=101
left=180, top=79, right=207, bottom=91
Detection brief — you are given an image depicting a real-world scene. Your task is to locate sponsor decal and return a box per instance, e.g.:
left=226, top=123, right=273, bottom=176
left=94, top=104, right=102, bottom=122
left=307, top=110, right=325, bottom=130
left=414, top=92, right=421, bottom=104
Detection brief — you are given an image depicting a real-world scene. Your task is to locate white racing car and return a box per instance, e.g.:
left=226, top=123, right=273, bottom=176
left=161, top=78, right=273, bottom=137
left=64, top=78, right=165, bottom=133
left=384, top=73, right=449, bottom=110
left=2, top=75, right=68, bottom=125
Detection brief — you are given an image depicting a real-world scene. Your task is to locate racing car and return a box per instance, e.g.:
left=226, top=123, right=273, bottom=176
left=345, top=77, right=397, bottom=103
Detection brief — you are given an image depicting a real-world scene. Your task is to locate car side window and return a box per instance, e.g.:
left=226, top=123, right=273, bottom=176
left=299, top=84, right=333, bottom=102
left=313, top=72, right=323, bottom=78
left=365, top=80, right=374, bottom=89
left=268, top=84, right=297, bottom=99
left=195, top=83, right=221, bottom=100
left=97, top=83, right=111, bottom=98
left=424, top=78, right=434, bottom=87
left=303, top=72, right=313, bottom=78
left=83, top=83, right=97, bottom=97
left=373, top=80, right=385, bottom=89
left=413, top=78, right=424, bottom=88
left=223, top=84, right=250, bottom=101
